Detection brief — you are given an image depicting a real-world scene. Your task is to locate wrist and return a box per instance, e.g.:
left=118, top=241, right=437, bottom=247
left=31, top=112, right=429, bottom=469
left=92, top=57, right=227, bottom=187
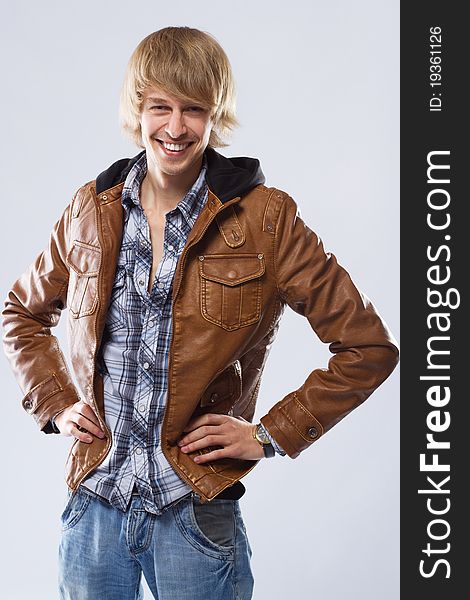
left=51, top=407, right=67, bottom=433
left=252, top=423, right=275, bottom=458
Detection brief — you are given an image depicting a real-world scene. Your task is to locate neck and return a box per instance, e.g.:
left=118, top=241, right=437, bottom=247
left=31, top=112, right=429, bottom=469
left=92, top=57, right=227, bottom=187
left=141, top=157, right=203, bottom=214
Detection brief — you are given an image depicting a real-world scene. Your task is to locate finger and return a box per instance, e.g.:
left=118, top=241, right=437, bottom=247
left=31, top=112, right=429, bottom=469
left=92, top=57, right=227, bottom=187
left=69, top=425, right=93, bottom=444
left=180, top=434, right=226, bottom=453
left=78, top=402, right=105, bottom=430
left=193, top=448, right=228, bottom=463
left=178, top=425, right=223, bottom=447
left=183, top=413, right=227, bottom=432
left=74, top=413, right=106, bottom=439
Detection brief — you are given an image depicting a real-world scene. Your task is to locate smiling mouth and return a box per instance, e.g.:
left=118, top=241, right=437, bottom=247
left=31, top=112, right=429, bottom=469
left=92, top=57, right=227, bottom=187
left=156, top=139, right=194, bottom=153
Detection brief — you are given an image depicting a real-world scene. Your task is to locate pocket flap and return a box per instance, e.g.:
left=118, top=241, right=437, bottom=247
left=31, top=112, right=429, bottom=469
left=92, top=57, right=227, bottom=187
left=66, top=241, right=101, bottom=276
left=200, top=361, right=242, bottom=408
left=199, top=253, right=265, bottom=286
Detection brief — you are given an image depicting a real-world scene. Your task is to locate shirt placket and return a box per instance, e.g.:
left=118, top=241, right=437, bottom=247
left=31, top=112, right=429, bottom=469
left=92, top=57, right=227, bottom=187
left=130, top=207, right=172, bottom=477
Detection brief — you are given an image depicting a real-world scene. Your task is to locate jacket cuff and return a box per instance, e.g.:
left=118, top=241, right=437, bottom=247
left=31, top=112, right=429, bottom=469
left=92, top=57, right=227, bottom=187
left=258, top=423, right=286, bottom=456
left=21, top=373, right=79, bottom=433
left=260, top=391, right=324, bottom=458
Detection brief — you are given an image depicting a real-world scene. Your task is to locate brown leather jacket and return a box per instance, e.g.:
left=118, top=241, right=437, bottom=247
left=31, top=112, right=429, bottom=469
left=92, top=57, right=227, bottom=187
left=2, top=148, right=399, bottom=501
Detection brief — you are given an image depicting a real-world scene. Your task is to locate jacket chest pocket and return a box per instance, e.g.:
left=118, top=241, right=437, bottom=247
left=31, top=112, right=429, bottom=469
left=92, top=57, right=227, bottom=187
left=105, top=264, right=129, bottom=332
left=198, top=253, right=265, bottom=331
left=66, top=241, right=101, bottom=318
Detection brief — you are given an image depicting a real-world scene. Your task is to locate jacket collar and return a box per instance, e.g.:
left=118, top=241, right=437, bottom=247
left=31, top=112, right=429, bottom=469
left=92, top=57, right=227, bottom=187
left=95, top=147, right=265, bottom=202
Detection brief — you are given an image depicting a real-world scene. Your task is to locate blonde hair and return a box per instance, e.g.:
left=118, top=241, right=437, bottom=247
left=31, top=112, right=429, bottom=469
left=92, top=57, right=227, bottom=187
left=120, top=27, right=238, bottom=148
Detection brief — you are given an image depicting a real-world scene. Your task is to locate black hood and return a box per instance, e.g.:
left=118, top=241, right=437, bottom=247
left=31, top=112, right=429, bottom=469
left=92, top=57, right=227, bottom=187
left=95, top=147, right=265, bottom=202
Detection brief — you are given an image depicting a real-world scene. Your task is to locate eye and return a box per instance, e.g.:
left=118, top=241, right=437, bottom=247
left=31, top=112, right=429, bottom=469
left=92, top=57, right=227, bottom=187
left=186, top=106, right=205, bottom=113
left=149, top=105, right=169, bottom=111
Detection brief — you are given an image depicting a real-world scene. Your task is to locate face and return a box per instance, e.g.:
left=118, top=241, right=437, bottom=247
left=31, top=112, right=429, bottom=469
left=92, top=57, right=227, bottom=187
left=140, top=86, right=214, bottom=180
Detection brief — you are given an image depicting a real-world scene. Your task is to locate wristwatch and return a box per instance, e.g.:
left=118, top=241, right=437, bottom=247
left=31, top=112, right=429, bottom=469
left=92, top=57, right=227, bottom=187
left=253, top=423, right=275, bottom=458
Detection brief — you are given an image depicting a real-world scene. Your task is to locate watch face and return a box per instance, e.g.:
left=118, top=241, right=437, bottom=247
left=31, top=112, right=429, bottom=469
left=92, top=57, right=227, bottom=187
left=256, top=424, right=270, bottom=445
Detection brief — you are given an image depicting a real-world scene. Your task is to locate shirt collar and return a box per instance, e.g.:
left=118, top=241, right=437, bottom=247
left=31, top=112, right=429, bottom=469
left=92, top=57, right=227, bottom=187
left=121, top=152, right=208, bottom=228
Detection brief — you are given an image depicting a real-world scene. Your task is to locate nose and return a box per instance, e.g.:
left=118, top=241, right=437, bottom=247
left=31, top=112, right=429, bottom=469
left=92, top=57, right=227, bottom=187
left=165, top=110, right=187, bottom=140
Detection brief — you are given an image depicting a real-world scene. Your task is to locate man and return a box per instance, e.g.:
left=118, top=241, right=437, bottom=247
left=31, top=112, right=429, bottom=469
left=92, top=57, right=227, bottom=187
left=2, top=26, right=399, bottom=599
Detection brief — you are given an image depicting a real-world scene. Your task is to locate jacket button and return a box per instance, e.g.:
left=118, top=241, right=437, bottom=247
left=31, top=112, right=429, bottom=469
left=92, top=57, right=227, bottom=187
left=24, top=400, right=32, bottom=410
left=198, top=256, right=205, bottom=261
left=258, top=253, right=264, bottom=259
left=227, top=270, right=237, bottom=279
left=267, top=224, right=273, bottom=231
left=100, top=194, right=108, bottom=201
left=210, top=393, right=219, bottom=403
left=307, top=427, right=318, bottom=439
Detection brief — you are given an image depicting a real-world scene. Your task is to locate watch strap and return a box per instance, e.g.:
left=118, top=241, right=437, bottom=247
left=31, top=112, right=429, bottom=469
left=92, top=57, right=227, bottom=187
left=253, top=423, right=275, bottom=458
left=262, top=442, right=275, bottom=458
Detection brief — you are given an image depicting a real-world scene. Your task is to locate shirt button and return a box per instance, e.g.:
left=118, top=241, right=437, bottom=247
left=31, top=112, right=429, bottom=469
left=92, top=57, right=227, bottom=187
left=138, top=279, right=145, bottom=287
left=135, top=448, right=143, bottom=455
left=157, top=282, right=164, bottom=289
left=143, top=362, right=150, bottom=370
left=148, top=320, right=155, bottom=328
left=139, top=404, right=146, bottom=412
left=307, top=427, right=318, bottom=439
left=167, top=244, right=174, bottom=251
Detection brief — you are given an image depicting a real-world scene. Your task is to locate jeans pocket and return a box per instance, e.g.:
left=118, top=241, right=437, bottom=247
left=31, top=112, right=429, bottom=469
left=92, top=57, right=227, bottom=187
left=60, top=487, right=91, bottom=531
left=191, top=496, right=236, bottom=549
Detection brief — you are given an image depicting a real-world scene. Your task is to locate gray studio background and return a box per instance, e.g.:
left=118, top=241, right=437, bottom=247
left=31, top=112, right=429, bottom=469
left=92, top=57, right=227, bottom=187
left=0, top=1, right=400, bottom=598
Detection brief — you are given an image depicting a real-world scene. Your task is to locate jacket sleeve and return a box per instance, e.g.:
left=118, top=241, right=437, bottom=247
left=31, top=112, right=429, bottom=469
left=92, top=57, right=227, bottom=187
left=260, top=192, right=399, bottom=458
left=2, top=200, right=81, bottom=433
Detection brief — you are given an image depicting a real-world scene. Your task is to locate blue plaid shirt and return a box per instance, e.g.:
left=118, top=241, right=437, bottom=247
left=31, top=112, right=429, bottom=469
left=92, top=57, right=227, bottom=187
left=80, top=152, right=284, bottom=514
left=81, top=154, right=208, bottom=514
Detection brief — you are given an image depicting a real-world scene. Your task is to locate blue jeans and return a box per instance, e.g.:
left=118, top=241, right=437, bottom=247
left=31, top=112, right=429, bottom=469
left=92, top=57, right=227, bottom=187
left=58, top=486, right=254, bottom=599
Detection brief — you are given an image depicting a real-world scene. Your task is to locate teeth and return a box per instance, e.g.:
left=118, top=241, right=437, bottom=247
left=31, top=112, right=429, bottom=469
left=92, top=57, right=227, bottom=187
left=162, top=142, right=189, bottom=151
